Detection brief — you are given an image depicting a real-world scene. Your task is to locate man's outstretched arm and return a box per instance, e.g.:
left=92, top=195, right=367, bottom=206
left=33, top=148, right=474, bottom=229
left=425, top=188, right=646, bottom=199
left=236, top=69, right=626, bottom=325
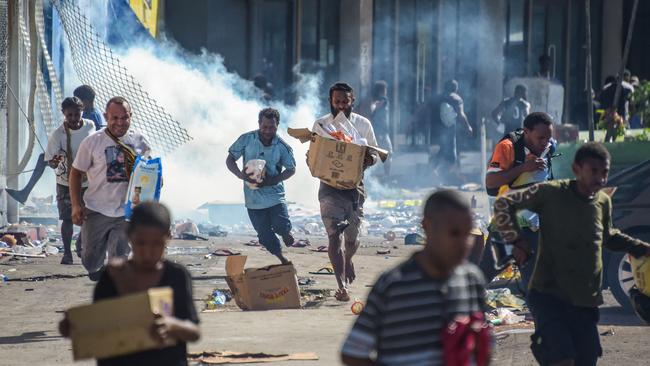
left=493, top=184, right=546, bottom=263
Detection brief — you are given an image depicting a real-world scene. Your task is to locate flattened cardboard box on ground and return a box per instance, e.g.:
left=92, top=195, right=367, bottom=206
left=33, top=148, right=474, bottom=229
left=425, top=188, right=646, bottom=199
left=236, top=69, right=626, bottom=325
left=67, top=287, right=175, bottom=360
left=226, top=255, right=301, bottom=310
left=288, top=128, right=388, bottom=190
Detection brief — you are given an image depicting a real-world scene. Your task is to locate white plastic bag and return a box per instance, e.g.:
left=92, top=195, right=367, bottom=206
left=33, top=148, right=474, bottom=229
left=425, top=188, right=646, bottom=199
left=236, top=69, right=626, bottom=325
left=244, top=159, right=266, bottom=190
left=496, top=308, right=525, bottom=325
left=315, top=112, right=367, bottom=145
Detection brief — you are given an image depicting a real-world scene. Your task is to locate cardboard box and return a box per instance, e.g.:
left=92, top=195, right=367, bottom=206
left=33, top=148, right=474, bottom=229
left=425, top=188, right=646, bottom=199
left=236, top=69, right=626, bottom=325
left=225, top=255, right=301, bottom=311
left=67, top=287, right=175, bottom=360
left=288, top=128, right=388, bottom=190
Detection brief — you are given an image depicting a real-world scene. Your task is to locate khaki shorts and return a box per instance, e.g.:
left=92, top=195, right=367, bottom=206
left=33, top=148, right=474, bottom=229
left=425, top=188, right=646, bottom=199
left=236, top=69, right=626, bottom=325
left=319, top=183, right=363, bottom=241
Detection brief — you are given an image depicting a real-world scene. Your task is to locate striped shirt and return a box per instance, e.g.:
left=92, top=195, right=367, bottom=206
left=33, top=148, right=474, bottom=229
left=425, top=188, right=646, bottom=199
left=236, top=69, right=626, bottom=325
left=341, top=256, right=487, bottom=366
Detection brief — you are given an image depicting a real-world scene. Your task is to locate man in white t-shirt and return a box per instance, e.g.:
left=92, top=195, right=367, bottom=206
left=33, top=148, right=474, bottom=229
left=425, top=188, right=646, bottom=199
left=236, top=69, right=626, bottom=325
left=312, top=82, right=379, bottom=302
left=69, top=96, right=151, bottom=280
left=45, top=97, right=95, bottom=265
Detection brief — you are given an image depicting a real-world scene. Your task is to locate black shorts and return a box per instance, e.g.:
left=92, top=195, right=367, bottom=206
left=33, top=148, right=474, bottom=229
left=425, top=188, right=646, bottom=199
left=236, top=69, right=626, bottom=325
left=528, top=290, right=602, bottom=366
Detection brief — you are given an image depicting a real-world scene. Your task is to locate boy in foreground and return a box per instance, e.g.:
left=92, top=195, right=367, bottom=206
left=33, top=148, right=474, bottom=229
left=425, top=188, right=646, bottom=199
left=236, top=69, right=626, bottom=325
left=341, top=190, right=491, bottom=366
left=493, top=142, right=650, bottom=366
left=60, top=202, right=200, bottom=365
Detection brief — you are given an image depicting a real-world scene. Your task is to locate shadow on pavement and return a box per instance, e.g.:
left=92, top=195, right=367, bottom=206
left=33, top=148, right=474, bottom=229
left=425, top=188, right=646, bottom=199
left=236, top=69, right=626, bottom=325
left=599, top=306, right=643, bottom=326
left=0, top=331, right=61, bottom=345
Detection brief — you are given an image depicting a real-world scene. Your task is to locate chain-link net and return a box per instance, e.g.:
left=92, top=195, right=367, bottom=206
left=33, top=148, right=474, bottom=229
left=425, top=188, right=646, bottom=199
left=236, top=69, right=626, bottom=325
left=51, top=0, right=192, bottom=154
left=35, top=0, right=61, bottom=134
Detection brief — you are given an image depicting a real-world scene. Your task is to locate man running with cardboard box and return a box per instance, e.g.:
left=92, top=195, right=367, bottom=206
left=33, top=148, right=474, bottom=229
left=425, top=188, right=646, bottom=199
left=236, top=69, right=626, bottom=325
left=312, top=82, right=379, bottom=302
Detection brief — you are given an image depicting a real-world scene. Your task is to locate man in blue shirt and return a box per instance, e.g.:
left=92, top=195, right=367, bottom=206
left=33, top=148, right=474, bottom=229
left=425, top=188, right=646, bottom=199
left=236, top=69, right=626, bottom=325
left=226, top=108, right=297, bottom=264
left=74, top=84, right=105, bottom=131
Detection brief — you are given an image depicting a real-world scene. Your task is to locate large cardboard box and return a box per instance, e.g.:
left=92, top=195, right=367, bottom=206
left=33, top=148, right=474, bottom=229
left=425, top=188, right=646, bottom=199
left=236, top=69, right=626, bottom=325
left=67, top=287, right=175, bottom=360
left=288, top=128, right=388, bottom=190
left=225, top=255, right=301, bottom=311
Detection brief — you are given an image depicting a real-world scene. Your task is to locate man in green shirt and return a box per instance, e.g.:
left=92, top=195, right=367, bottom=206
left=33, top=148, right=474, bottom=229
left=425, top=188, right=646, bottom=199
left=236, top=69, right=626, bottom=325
left=493, top=142, right=650, bottom=366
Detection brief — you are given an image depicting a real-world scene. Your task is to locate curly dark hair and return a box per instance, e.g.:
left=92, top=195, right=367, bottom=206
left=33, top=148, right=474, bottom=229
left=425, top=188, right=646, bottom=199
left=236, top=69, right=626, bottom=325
left=523, top=112, right=553, bottom=130
left=61, top=96, right=84, bottom=111
left=127, top=202, right=171, bottom=236
left=574, top=142, right=610, bottom=166
left=258, top=107, right=280, bottom=124
left=73, top=84, right=96, bottom=103
left=329, top=82, right=354, bottom=100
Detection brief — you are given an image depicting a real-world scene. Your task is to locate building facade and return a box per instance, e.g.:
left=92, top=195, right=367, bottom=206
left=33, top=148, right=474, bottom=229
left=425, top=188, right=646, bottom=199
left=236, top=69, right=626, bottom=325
left=160, top=0, right=633, bottom=151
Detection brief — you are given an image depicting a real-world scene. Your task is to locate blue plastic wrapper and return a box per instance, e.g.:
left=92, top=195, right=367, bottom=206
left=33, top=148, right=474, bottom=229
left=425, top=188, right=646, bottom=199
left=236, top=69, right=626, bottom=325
left=124, top=156, right=163, bottom=220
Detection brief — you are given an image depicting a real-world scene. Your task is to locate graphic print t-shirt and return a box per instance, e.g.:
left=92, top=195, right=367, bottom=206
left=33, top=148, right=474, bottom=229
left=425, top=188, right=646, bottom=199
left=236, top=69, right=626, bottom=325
left=73, top=129, right=150, bottom=217
left=44, top=119, right=95, bottom=187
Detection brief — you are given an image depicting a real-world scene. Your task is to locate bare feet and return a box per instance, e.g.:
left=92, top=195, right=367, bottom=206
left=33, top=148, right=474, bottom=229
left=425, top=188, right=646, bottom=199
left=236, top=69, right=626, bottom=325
left=345, top=259, right=356, bottom=285
left=281, top=233, right=295, bottom=247
left=335, top=288, right=350, bottom=302
left=277, top=253, right=291, bottom=265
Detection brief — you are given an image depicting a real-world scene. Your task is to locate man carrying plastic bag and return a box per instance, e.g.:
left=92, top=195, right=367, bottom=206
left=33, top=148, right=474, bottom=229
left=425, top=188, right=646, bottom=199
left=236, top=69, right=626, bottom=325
left=226, top=108, right=296, bottom=264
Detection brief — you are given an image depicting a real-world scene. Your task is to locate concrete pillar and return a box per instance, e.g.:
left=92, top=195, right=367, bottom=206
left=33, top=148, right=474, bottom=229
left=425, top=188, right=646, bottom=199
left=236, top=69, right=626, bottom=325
left=6, top=0, right=20, bottom=224
left=339, top=0, right=373, bottom=110
left=476, top=0, right=506, bottom=123
left=601, top=0, right=623, bottom=84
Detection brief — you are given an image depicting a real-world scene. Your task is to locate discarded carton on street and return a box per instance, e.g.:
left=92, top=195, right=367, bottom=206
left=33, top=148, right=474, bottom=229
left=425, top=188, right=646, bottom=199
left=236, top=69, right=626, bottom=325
left=288, top=128, right=388, bottom=190
left=67, top=287, right=174, bottom=360
left=225, top=255, right=301, bottom=311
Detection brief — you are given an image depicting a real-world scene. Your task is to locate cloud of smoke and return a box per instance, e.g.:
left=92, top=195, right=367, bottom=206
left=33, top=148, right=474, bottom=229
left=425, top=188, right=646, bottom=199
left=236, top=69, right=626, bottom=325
left=116, top=46, right=321, bottom=220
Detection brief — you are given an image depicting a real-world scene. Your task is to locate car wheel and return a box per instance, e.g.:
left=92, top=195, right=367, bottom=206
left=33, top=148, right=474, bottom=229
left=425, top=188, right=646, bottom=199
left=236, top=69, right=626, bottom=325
left=607, top=251, right=635, bottom=311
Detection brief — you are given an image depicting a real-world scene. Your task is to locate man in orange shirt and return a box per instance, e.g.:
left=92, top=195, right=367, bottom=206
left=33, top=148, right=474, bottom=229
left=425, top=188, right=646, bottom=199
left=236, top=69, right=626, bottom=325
left=484, top=112, right=555, bottom=288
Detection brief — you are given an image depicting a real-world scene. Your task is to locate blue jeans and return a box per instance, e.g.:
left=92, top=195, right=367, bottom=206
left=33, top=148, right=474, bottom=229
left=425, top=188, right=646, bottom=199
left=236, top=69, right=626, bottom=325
left=247, top=203, right=292, bottom=256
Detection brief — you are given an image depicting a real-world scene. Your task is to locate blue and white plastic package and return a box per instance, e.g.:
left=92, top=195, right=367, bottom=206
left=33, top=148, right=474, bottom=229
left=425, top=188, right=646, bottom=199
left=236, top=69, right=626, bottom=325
left=124, top=156, right=163, bottom=219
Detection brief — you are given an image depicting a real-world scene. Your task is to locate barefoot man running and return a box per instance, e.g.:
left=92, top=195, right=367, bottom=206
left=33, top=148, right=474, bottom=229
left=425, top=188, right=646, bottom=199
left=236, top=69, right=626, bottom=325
left=313, top=82, right=379, bottom=302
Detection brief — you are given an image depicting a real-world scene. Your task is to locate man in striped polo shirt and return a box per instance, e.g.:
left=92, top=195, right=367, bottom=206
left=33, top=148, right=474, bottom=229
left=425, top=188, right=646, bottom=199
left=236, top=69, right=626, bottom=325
left=341, top=190, right=490, bottom=366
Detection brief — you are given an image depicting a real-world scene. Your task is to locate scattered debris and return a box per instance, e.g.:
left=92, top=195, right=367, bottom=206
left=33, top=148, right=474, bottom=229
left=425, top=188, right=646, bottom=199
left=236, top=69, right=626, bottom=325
left=309, top=265, right=334, bottom=275
left=181, top=232, right=209, bottom=241
left=188, top=351, right=318, bottom=364
left=205, top=249, right=241, bottom=258
left=298, top=277, right=316, bottom=286
left=0, top=234, right=17, bottom=247
left=383, top=231, right=396, bottom=241
left=460, top=183, right=482, bottom=191
left=376, top=248, right=391, bottom=255
left=289, top=239, right=311, bottom=248
left=486, top=288, right=526, bottom=310
left=601, top=328, right=616, bottom=336
left=205, top=290, right=231, bottom=310
left=404, top=233, right=425, bottom=245
left=351, top=299, right=364, bottom=315
left=244, top=240, right=261, bottom=247
left=494, top=328, right=535, bottom=337
left=166, top=246, right=211, bottom=256
left=209, top=230, right=228, bottom=237
left=489, top=308, right=525, bottom=325
left=174, top=221, right=200, bottom=237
